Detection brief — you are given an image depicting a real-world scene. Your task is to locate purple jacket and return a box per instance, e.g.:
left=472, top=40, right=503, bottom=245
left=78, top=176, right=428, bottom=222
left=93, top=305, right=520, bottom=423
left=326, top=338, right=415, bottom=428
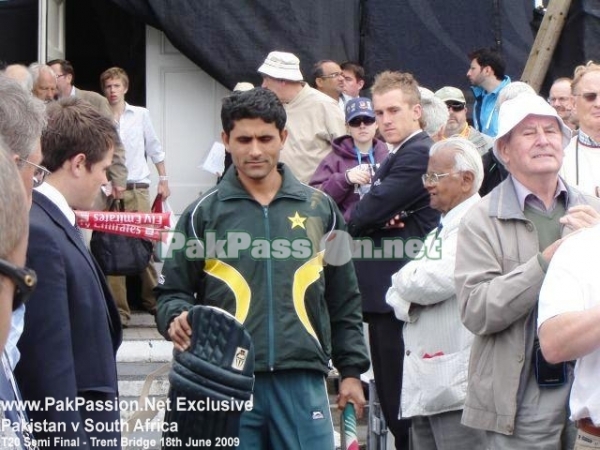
left=309, top=135, right=389, bottom=221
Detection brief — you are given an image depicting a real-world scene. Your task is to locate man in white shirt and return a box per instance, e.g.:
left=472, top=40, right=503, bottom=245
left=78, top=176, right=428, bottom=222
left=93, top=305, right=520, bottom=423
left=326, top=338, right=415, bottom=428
left=100, top=66, right=170, bottom=327
left=538, top=224, right=600, bottom=449
left=386, top=137, right=485, bottom=449
left=548, top=77, right=577, bottom=131
left=312, top=59, right=351, bottom=111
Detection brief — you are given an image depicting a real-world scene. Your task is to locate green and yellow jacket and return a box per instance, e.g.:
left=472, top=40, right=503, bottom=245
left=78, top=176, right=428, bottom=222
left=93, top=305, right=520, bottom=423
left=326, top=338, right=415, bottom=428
left=155, top=164, right=369, bottom=379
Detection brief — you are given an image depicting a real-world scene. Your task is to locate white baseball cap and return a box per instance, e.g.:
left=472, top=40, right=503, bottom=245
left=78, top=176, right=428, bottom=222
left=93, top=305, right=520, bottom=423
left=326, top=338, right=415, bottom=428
left=493, top=93, right=572, bottom=164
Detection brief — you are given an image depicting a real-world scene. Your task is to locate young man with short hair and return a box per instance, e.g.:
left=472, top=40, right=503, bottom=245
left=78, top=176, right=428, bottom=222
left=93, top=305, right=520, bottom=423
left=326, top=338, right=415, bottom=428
left=16, top=98, right=122, bottom=449
left=100, top=66, right=169, bottom=326
left=341, top=61, right=365, bottom=98
left=348, top=71, right=440, bottom=449
left=466, top=47, right=511, bottom=137
left=156, top=87, right=369, bottom=449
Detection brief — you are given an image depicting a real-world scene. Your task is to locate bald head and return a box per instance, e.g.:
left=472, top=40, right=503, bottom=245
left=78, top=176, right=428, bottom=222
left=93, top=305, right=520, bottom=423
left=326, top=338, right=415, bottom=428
left=3, top=64, right=33, bottom=92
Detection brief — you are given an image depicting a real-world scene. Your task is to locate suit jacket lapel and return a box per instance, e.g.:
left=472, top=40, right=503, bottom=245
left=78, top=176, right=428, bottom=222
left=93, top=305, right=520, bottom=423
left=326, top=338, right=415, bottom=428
left=374, top=131, right=426, bottom=182
left=33, top=191, right=96, bottom=272
left=32, top=191, right=121, bottom=345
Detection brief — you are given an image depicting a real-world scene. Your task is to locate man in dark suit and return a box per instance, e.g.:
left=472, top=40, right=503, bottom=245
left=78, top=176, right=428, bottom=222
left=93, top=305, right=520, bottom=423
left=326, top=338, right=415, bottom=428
left=15, top=98, right=122, bottom=449
left=48, top=58, right=127, bottom=209
left=347, top=71, right=439, bottom=449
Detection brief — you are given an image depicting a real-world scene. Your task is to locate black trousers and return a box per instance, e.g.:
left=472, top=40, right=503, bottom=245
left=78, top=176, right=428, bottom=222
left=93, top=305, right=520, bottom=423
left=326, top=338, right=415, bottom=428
left=366, top=312, right=411, bottom=449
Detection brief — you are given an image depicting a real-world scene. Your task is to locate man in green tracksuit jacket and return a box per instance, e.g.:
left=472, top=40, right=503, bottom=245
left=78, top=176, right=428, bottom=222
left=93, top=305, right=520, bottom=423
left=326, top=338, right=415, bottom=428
left=155, top=87, right=369, bottom=449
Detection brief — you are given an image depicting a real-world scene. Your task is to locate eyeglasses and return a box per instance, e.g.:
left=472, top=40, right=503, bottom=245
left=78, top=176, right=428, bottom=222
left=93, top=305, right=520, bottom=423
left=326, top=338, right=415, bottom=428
left=0, top=258, right=37, bottom=311
left=421, top=172, right=453, bottom=185
left=319, top=72, right=343, bottom=79
left=348, top=116, right=377, bottom=128
left=55, top=74, right=66, bottom=79
left=445, top=102, right=466, bottom=112
left=17, top=157, right=51, bottom=188
left=574, top=92, right=600, bottom=102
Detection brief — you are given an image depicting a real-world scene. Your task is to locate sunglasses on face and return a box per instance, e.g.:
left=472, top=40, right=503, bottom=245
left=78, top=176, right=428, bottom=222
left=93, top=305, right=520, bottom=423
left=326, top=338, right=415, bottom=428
left=446, top=102, right=466, bottom=112
left=348, top=116, right=377, bottom=128
left=575, top=92, right=600, bottom=102
left=0, top=258, right=37, bottom=311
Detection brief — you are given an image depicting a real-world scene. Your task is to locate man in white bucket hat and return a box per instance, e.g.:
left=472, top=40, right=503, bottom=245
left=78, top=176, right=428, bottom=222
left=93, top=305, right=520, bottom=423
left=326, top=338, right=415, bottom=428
left=258, top=51, right=345, bottom=183
left=455, top=92, right=600, bottom=449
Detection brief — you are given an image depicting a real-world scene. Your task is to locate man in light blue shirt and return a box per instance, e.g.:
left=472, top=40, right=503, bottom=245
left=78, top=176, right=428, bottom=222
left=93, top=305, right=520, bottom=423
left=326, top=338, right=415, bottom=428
left=466, top=47, right=511, bottom=137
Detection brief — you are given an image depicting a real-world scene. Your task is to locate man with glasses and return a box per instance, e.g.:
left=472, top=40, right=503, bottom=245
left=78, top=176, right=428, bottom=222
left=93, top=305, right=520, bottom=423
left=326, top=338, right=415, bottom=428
left=548, top=77, right=577, bottom=131
left=0, top=145, right=35, bottom=450
left=259, top=51, right=345, bottom=183
left=313, top=59, right=351, bottom=111
left=455, top=93, right=600, bottom=449
left=48, top=59, right=127, bottom=207
left=15, top=98, right=122, bottom=449
left=561, top=62, right=600, bottom=196
left=434, top=86, right=493, bottom=155
left=386, top=137, right=485, bottom=449
left=0, top=76, right=47, bottom=387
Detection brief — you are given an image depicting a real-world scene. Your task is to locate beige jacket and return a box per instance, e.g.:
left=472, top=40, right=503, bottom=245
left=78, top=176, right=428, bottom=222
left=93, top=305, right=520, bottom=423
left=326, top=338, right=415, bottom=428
left=279, top=84, right=345, bottom=183
left=455, top=176, right=600, bottom=435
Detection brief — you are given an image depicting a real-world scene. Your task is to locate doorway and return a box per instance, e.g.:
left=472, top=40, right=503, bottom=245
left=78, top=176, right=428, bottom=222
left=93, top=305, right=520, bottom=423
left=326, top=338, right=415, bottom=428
left=64, top=0, right=146, bottom=105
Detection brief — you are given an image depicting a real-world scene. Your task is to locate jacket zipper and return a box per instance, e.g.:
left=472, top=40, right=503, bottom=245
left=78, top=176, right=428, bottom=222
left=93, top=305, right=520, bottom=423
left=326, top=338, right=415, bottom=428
left=263, top=206, right=275, bottom=371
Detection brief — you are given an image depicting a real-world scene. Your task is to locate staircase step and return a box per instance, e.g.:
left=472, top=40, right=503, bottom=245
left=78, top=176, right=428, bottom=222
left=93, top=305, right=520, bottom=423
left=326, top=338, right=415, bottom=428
left=117, top=313, right=172, bottom=363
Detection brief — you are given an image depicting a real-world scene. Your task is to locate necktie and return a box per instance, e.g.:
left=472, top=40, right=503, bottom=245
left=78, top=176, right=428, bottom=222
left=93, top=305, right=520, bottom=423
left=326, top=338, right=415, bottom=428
left=434, top=222, right=443, bottom=238
left=74, top=224, right=86, bottom=245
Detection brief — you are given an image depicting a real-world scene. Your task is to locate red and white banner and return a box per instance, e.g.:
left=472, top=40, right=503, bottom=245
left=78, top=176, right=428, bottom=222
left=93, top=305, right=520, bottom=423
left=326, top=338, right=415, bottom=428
left=75, top=211, right=172, bottom=242
left=75, top=211, right=171, bottom=227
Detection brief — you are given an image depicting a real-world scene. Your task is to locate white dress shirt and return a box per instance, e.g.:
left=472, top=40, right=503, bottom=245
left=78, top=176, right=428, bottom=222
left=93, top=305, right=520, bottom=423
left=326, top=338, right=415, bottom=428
left=118, top=103, right=165, bottom=184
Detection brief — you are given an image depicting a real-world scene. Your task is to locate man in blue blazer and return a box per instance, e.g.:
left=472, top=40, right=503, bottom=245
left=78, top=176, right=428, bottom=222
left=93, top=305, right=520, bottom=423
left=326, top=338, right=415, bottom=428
left=15, top=98, right=122, bottom=449
left=347, top=71, right=440, bottom=449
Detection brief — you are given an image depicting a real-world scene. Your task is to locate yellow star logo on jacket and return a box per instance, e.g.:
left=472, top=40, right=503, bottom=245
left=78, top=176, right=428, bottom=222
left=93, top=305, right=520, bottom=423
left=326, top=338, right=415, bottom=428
left=288, top=211, right=307, bottom=230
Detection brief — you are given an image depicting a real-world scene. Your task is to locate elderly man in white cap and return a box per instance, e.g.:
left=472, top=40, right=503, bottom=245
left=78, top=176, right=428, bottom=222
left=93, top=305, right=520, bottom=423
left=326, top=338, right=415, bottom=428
left=259, top=50, right=345, bottom=183
left=455, top=93, right=600, bottom=449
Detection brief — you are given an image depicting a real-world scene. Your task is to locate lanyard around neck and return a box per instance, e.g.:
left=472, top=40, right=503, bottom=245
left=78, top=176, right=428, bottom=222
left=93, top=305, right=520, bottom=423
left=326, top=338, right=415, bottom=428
left=355, top=146, right=375, bottom=166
